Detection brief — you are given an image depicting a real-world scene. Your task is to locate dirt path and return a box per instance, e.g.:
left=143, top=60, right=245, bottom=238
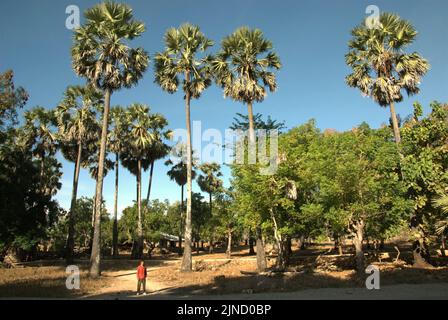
left=89, top=281, right=448, bottom=300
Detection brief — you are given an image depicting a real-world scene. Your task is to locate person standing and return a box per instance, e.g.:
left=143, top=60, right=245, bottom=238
left=136, top=260, right=147, bottom=295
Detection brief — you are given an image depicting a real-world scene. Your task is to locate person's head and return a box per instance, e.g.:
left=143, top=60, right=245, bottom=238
left=140, top=260, right=145, bottom=266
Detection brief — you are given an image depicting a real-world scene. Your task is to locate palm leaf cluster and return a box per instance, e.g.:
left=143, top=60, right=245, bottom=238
left=346, top=13, right=429, bottom=107
left=154, top=23, right=214, bottom=98
left=71, top=1, right=149, bottom=91
left=212, top=27, right=281, bottom=104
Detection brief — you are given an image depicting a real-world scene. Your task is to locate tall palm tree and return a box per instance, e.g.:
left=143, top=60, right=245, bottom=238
left=212, top=27, right=280, bottom=271
left=120, top=104, right=156, bottom=259
left=212, top=27, right=281, bottom=144
left=166, top=144, right=197, bottom=254
left=56, top=85, right=102, bottom=264
left=72, top=1, right=149, bottom=277
left=346, top=13, right=429, bottom=145
left=108, top=106, right=127, bottom=257
left=154, top=23, right=213, bottom=271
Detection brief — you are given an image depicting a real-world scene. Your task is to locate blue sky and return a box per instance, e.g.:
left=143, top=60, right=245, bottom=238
left=1, top=0, right=447, bottom=216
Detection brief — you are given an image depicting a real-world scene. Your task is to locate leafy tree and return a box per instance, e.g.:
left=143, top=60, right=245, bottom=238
left=230, top=113, right=286, bottom=133
left=0, top=70, right=28, bottom=133
left=72, top=1, right=149, bottom=277
left=346, top=13, right=429, bottom=144
left=401, top=102, right=448, bottom=264
left=154, top=23, right=213, bottom=271
left=0, top=75, right=61, bottom=262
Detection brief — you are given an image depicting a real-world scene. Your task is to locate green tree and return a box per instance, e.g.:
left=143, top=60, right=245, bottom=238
left=401, top=102, right=448, bottom=264
left=154, top=23, right=213, bottom=271
left=72, top=1, right=149, bottom=277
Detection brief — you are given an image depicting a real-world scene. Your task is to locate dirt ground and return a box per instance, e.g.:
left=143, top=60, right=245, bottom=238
left=1, top=244, right=448, bottom=299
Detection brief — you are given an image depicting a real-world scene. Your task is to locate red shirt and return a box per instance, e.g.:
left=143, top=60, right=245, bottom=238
left=137, top=265, right=147, bottom=280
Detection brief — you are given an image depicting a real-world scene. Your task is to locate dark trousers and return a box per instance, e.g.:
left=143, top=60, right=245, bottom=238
left=137, top=279, right=146, bottom=293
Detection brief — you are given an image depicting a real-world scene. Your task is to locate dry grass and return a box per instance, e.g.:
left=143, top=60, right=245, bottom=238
left=0, top=266, right=112, bottom=298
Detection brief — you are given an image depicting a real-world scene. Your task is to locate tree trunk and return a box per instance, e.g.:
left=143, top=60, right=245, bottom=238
left=146, top=160, right=154, bottom=203
left=248, top=228, right=255, bottom=255
left=112, top=152, right=119, bottom=258
left=226, top=229, right=232, bottom=259
left=256, top=226, right=267, bottom=272
left=352, top=220, right=365, bottom=273
left=389, top=102, right=401, bottom=145
left=441, top=234, right=446, bottom=257
left=247, top=101, right=256, bottom=164
left=181, top=74, right=193, bottom=272
left=89, top=88, right=111, bottom=278
left=335, top=236, right=343, bottom=255
left=178, top=185, right=184, bottom=255
left=286, top=236, right=292, bottom=256
left=65, top=141, right=82, bottom=264
left=136, top=159, right=143, bottom=259
left=271, top=209, right=286, bottom=270
left=299, top=235, right=306, bottom=250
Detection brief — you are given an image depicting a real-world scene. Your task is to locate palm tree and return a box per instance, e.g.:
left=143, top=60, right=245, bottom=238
left=197, top=162, right=223, bottom=254
left=212, top=27, right=281, bottom=144
left=166, top=144, right=197, bottom=254
left=197, top=162, right=223, bottom=221
left=72, top=1, right=149, bottom=277
left=23, top=107, right=58, bottom=193
left=145, top=118, right=171, bottom=204
left=56, top=85, right=102, bottom=264
left=108, top=106, right=127, bottom=257
left=212, top=28, right=281, bottom=271
left=434, top=194, right=448, bottom=257
left=154, top=23, right=213, bottom=271
left=346, top=13, right=429, bottom=145
left=120, top=104, right=157, bottom=259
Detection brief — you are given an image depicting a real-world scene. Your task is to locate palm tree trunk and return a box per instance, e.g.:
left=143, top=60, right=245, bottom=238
left=178, top=185, right=184, bottom=254
left=112, top=152, right=119, bottom=257
left=65, top=141, right=82, bottom=264
left=389, top=102, right=401, bottom=144
left=90, top=88, right=111, bottom=278
left=39, top=151, right=45, bottom=194
left=146, top=160, right=155, bottom=203
left=181, top=73, right=193, bottom=272
left=247, top=101, right=256, bottom=144
left=247, top=102, right=256, bottom=164
left=137, top=158, right=143, bottom=259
